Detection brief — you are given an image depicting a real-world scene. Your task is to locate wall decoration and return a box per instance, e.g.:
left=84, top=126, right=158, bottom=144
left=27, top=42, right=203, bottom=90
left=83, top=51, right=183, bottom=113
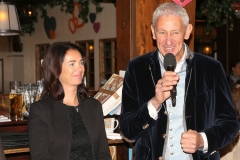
left=18, top=0, right=104, bottom=35
left=89, top=13, right=96, bottom=23
left=93, top=22, right=100, bottom=33
left=68, top=2, right=85, bottom=34
left=44, top=16, right=56, bottom=39
left=232, top=2, right=240, bottom=19
left=0, top=59, right=3, bottom=93
left=197, top=0, right=238, bottom=34
left=173, top=0, right=192, bottom=7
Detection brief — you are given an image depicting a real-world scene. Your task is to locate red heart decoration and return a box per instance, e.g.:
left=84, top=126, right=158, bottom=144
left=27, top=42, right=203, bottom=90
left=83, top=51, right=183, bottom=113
left=172, top=0, right=192, bottom=7
left=93, top=22, right=100, bottom=33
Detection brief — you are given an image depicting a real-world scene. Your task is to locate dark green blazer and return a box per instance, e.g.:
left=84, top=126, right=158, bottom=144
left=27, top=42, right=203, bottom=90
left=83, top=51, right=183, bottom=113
left=28, top=95, right=111, bottom=160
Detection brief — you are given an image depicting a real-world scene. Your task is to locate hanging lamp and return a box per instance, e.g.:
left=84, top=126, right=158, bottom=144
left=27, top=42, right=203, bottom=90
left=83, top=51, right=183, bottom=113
left=0, top=1, right=21, bottom=36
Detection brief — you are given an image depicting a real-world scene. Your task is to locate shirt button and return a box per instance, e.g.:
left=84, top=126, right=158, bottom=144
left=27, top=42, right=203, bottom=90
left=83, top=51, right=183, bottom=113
left=170, top=144, right=173, bottom=147
left=170, top=120, right=172, bottom=123
left=169, top=135, right=173, bottom=139
left=169, top=112, right=172, bottom=115
left=169, top=104, right=172, bottom=107
left=170, top=152, right=174, bottom=155
left=169, top=128, right=172, bottom=131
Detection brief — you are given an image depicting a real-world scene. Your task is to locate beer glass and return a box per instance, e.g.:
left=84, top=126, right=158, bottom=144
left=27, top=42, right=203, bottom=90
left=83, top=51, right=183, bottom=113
left=9, top=81, right=23, bottom=121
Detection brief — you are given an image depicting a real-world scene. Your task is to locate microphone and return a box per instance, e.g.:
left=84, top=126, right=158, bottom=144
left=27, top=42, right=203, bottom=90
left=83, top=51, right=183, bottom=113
left=164, top=53, right=177, bottom=107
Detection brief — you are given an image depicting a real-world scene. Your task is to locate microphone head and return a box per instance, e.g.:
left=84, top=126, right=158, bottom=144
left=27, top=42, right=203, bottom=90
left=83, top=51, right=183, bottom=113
left=164, top=53, right=176, bottom=71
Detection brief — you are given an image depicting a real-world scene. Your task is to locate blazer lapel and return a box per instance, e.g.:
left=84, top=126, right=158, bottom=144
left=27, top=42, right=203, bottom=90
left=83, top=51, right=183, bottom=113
left=149, top=49, right=162, bottom=86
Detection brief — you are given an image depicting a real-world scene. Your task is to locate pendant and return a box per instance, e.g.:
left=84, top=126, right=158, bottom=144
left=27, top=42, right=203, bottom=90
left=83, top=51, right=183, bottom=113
left=75, top=107, right=78, bottom=112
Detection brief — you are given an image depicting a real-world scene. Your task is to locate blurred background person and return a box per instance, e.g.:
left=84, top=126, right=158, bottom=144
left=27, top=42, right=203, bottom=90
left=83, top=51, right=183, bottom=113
left=228, top=60, right=240, bottom=90
left=28, top=42, right=111, bottom=160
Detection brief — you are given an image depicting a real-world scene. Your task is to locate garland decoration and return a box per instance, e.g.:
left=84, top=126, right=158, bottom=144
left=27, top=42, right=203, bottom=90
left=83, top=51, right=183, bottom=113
left=197, top=0, right=240, bottom=34
left=20, top=0, right=103, bottom=35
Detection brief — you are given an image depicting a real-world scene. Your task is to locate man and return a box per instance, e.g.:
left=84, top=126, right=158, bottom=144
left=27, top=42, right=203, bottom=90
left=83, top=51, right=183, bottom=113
left=120, top=2, right=239, bottom=160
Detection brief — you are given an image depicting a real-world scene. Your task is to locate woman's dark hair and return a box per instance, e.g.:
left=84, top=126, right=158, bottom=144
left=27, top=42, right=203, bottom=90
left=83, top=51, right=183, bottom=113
left=41, top=42, right=88, bottom=100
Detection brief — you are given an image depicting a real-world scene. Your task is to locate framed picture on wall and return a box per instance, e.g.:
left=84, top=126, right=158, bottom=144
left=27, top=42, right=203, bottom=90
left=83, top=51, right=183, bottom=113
left=0, top=59, right=3, bottom=93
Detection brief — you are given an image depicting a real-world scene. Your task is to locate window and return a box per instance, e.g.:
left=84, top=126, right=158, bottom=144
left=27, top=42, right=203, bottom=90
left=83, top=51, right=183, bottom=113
left=99, top=39, right=117, bottom=82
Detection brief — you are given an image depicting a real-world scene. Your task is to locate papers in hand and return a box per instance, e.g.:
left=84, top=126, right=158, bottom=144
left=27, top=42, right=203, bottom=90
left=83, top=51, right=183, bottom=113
left=0, top=115, right=11, bottom=122
left=106, top=133, right=122, bottom=140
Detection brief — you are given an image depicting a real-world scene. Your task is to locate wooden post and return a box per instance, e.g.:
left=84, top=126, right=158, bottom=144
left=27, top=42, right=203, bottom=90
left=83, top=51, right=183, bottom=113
left=116, top=0, right=196, bottom=72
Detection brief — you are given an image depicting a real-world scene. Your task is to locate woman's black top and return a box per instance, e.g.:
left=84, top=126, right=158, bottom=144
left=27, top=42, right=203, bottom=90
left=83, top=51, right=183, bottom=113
left=67, top=105, right=94, bottom=160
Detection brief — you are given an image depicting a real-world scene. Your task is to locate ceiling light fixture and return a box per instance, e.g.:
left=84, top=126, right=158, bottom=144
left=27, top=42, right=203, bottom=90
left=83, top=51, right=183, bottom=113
left=0, top=1, right=21, bottom=36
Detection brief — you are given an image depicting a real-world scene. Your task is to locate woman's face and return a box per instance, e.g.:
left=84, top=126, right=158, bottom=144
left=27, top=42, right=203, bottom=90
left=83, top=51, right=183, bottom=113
left=59, top=49, right=85, bottom=89
left=232, top=63, right=240, bottom=76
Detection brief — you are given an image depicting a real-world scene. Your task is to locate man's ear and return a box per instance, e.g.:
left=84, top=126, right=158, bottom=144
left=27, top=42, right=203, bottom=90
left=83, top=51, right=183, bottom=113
left=151, top=25, right=156, bottom=40
left=184, top=24, right=193, bottom=40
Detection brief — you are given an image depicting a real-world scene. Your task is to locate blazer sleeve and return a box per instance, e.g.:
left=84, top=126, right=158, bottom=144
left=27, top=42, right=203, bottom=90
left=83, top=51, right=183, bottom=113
left=203, top=64, right=240, bottom=157
left=28, top=102, right=50, bottom=160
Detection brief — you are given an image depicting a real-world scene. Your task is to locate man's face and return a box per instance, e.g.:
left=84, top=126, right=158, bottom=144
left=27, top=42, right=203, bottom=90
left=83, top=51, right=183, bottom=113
left=151, top=15, right=192, bottom=62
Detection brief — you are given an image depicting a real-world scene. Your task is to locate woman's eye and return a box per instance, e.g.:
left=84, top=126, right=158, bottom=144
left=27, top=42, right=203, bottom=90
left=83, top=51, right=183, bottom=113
left=69, top=63, right=74, bottom=66
left=80, top=61, right=84, bottom=65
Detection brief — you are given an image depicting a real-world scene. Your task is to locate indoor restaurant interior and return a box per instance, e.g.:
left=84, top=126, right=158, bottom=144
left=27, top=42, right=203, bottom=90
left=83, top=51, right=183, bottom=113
left=0, top=0, right=239, bottom=160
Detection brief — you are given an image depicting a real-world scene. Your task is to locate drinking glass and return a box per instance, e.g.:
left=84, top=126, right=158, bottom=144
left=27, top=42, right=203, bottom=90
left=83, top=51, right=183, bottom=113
left=9, top=81, right=23, bottom=121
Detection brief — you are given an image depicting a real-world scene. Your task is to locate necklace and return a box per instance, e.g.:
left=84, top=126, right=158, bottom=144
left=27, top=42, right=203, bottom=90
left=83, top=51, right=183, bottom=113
left=74, top=106, right=79, bottom=112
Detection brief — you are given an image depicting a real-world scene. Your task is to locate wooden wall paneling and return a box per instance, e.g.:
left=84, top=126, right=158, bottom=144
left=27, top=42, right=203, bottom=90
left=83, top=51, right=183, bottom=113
left=134, top=0, right=161, bottom=58
left=183, top=0, right=196, bottom=50
left=116, top=0, right=131, bottom=71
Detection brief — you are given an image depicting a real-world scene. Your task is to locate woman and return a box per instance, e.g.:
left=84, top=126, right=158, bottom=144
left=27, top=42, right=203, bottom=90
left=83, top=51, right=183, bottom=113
left=228, top=60, right=240, bottom=90
left=28, top=42, right=111, bottom=160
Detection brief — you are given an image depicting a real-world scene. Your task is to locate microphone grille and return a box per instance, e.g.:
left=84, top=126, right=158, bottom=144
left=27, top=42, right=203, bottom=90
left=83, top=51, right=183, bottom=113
left=164, top=53, right=176, bottom=70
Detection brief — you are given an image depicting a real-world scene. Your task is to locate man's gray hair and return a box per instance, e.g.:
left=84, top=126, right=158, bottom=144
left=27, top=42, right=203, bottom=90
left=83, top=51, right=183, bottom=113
left=152, top=2, right=189, bottom=28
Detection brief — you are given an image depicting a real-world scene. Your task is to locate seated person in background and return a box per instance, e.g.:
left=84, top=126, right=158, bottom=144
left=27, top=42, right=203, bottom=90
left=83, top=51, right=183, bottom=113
left=228, top=60, right=240, bottom=90
left=120, top=2, right=239, bottom=160
left=28, top=42, right=111, bottom=160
